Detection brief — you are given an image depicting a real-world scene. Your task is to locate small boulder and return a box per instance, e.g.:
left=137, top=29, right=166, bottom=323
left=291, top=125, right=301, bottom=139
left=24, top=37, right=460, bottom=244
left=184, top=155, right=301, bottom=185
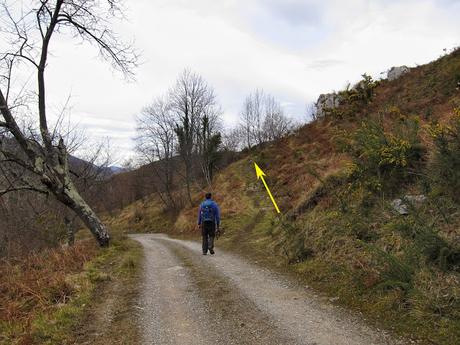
left=387, top=66, right=410, bottom=81
left=391, top=199, right=408, bottom=215
left=391, top=195, right=426, bottom=215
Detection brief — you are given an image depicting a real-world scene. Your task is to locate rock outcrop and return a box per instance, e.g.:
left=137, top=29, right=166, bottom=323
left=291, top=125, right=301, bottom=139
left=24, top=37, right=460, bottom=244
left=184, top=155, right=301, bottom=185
left=387, top=66, right=410, bottom=81
left=315, top=93, right=342, bottom=118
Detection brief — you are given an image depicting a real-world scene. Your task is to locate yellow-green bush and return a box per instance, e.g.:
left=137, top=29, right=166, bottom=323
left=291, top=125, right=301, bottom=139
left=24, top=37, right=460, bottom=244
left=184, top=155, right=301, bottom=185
left=344, top=116, right=424, bottom=195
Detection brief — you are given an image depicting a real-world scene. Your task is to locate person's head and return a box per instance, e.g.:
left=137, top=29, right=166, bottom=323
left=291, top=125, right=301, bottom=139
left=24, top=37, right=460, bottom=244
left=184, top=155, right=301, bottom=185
left=205, top=192, right=212, bottom=200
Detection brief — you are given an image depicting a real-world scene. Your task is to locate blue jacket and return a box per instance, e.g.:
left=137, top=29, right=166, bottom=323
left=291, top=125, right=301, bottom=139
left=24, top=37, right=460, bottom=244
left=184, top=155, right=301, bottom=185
left=197, top=199, right=221, bottom=226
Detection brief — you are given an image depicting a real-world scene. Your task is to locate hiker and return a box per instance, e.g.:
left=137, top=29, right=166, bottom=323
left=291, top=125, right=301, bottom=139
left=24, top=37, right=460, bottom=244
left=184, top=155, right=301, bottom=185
left=197, top=193, right=221, bottom=255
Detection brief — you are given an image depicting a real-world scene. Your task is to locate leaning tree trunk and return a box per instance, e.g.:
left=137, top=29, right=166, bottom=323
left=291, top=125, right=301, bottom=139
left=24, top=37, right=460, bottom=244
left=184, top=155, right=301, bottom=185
left=0, top=99, right=107, bottom=247
left=42, top=140, right=110, bottom=247
left=56, top=181, right=110, bottom=247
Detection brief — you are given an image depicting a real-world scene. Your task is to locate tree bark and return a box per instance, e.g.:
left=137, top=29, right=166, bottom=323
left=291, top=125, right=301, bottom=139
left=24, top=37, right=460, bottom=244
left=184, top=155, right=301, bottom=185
left=64, top=216, right=75, bottom=246
left=184, top=161, right=193, bottom=206
left=57, top=181, right=110, bottom=247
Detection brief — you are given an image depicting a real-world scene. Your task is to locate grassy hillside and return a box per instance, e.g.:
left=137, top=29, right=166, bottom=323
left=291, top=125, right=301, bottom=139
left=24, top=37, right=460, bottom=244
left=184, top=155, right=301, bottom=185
left=110, top=48, right=460, bottom=345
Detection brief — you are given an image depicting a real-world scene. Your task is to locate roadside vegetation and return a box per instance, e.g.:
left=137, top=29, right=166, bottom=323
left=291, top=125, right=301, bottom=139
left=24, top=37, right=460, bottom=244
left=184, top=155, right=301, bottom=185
left=0, top=230, right=142, bottom=345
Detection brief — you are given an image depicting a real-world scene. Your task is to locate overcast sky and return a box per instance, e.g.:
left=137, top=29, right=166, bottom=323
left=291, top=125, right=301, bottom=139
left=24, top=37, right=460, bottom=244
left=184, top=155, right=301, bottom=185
left=37, top=0, right=460, bottom=161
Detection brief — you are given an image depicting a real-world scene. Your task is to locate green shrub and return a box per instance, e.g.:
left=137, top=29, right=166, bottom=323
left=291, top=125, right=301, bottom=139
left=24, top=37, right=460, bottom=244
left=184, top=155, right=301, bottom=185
left=274, top=216, right=314, bottom=264
left=388, top=214, right=460, bottom=271
left=325, top=74, right=379, bottom=120
left=411, top=269, right=460, bottom=320
left=345, top=213, right=378, bottom=242
left=370, top=245, right=414, bottom=293
left=346, top=73, right=378, bottom=105
left=345, top=116, right=424, bottom=194
left=428, top=108, right=460, bottom=202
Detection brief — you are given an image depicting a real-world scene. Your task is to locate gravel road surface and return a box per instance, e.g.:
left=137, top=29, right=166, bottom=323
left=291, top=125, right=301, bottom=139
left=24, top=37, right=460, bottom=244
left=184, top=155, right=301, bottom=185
left=130, top=233, right=404, bottom=345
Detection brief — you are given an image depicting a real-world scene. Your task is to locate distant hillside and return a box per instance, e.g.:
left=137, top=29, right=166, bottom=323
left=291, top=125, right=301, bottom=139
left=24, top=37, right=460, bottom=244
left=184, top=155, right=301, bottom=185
left=68, top=156, right=126, bottom=177
left=96, top=151, right=239, bottom=213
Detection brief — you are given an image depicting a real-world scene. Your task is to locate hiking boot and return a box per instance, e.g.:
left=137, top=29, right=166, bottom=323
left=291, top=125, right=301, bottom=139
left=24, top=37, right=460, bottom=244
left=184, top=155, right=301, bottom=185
left=202, top=252, right=207, bottom=255
left=209, top=249, right=215, bottom=255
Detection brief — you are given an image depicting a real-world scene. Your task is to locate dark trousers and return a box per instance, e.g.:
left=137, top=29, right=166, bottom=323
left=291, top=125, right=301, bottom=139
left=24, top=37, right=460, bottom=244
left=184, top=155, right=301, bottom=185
left=201, top=221, right=216, bottom=254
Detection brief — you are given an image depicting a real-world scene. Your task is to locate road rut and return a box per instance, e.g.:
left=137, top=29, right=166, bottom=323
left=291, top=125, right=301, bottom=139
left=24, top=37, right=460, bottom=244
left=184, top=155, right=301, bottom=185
left=130, top=234, right=404, bottom=345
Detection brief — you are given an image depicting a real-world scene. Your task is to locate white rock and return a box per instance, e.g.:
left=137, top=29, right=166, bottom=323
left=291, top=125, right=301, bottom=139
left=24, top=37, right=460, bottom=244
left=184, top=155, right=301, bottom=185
left=387, top=66, right=410, bottom=81
left=391, top=195, right=426, bottom=215
left=391, top=199, right=408, bottom=215
left=315, top=93, right=342, bottom=118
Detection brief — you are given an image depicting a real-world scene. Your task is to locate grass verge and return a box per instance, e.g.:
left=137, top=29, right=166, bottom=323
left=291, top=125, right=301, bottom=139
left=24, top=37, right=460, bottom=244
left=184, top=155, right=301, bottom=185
left=0, top=234, right=143, bottom=345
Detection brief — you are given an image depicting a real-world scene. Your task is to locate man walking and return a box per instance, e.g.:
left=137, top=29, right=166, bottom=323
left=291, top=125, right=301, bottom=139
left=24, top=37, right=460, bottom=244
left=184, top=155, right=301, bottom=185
left=197, top=193, right=220, bottom=255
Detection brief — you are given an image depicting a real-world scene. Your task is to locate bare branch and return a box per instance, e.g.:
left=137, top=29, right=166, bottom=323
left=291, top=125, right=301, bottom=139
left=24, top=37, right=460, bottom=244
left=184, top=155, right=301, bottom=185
left=57, top=12, right=138, bottom=77
left=0, top=185, right=48, bottom=196
left=0, top=0, right=137, bottom=246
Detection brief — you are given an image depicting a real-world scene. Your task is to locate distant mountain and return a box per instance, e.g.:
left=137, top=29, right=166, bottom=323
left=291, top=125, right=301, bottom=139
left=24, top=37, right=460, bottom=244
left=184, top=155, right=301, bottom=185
left=66, top=156, right=125, bottom=178
left=108, top=166, right=127, bottom=175
left=0, top=139, right=126, bottom=180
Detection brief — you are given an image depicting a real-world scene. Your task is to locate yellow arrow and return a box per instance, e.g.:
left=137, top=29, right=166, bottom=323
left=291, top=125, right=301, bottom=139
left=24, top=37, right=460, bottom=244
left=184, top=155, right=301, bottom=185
left=254, top=162, right=281, bottom=214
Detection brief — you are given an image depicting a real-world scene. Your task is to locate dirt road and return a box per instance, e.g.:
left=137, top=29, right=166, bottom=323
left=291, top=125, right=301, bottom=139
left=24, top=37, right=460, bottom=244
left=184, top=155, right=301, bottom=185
left=130, top=234, right=404, bottom=345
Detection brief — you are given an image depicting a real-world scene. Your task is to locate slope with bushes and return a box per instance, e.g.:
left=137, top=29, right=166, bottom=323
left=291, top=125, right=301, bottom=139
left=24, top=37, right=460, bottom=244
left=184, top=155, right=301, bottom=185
left=110, top=48, right=460, bottom=345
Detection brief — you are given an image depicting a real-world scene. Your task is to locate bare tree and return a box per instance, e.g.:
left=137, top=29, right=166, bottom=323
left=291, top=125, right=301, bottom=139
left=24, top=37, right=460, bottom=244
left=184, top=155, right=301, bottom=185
left=169, top=69, right=220, bottom=204
left=239, top=89, right=293, bottom=148
left=198, top=113, right=222, bottom=186
left=135, top=96, right=177, bottom=209
left=222, top=126, right=243, bottom=152
left=240, top=89, right=264, bottom=149
left=0, top=0, right=138, bottom=246
left=262, top=95, right=293, bottom=141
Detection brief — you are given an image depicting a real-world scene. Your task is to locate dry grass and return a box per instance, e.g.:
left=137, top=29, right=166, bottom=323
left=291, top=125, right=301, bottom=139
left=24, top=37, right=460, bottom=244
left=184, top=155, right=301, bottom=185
left=0, top=218, right=144, bottom=345
left=0, top=241, right=97, bottom=344
left=69, top=238, right=143, bottom=345
left=103, top=195, right=174, bottom=235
